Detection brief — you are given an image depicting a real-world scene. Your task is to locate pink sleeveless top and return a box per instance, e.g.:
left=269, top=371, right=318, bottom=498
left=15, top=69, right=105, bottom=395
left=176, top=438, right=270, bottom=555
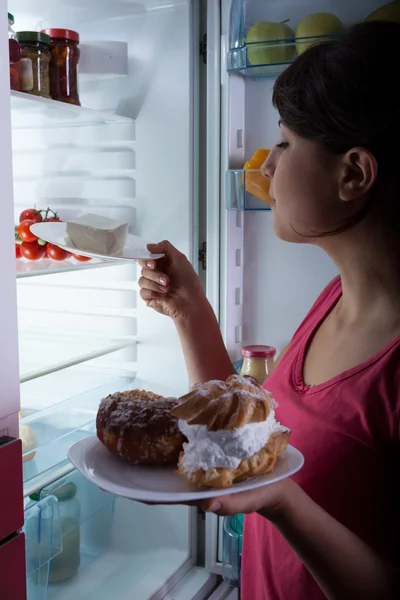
left=241, top=277, right=400, bottom=599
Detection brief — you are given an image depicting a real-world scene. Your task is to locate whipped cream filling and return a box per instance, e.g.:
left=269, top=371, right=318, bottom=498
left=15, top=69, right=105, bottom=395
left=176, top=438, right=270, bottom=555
left=178, top=411, right=288, bottom=473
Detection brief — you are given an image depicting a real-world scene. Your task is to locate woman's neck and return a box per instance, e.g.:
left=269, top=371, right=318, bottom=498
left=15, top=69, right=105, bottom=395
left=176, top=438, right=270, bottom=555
left=317, top=220, right=400, bottom=325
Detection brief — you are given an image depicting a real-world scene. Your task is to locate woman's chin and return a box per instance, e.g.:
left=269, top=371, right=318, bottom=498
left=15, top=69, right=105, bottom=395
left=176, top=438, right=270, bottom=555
left=273, top=216, right=306, bottom=244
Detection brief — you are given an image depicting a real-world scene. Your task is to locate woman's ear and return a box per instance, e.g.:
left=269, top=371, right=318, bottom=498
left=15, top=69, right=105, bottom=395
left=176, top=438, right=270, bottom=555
left=338, top=147, right=377, bottom=202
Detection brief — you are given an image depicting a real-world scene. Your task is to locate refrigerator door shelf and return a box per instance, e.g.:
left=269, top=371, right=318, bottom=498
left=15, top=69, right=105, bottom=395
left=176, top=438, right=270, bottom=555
left=226, top=0, right=381, bottom=79
left=226, top=170, right=271, bottom=211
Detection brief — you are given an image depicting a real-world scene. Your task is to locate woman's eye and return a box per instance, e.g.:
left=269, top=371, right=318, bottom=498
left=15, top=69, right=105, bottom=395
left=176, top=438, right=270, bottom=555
left=276, top=141, right=289, bottom=149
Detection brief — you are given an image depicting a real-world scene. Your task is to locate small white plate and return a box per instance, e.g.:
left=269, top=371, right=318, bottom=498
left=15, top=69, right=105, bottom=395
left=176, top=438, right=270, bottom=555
left=68, top=436, right=304, bottom=503
left=30, top=222, right=164, bottom=261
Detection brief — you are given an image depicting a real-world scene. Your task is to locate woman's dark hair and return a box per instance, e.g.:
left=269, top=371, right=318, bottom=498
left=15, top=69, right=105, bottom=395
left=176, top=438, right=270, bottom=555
left=272, top=20, right=400, bottom=233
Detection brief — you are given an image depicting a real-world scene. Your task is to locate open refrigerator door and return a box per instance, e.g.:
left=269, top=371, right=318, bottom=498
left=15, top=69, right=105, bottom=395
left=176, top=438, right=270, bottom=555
left=2, top=0, right=229, bottom=597
left=205, top=0, right=392, bottom=592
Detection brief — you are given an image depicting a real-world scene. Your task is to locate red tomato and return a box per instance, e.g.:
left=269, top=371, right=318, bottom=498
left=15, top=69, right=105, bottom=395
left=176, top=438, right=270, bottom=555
left=71, top=253, right=92, bottom=262
left=19, top=209, right=42, bottom=224
left=44, top=217, right=62, bottom=222
left=18, top=220, right=38, bottom=243
left=46, top=244, right=71, bottom=261
left=15, top=244, right=21, bottom=259
left=20, top=241, right=46, bottom=261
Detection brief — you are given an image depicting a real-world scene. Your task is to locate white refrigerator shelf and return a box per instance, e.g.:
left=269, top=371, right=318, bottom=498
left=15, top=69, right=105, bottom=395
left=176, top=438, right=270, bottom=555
left=10, top=91, right=134, bottom=130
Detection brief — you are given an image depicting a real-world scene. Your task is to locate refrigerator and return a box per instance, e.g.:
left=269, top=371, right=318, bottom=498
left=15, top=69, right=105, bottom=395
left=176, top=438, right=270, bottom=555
left=0, top=0, right=387, bottom=598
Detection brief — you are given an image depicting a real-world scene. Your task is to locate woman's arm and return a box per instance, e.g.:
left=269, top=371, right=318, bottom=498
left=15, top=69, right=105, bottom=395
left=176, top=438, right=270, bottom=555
left=269, top=480, right=398, bottom=600
left=139, top=242, right=235, bottom=386
left=203, top=478, right=399, bottom=600
left=173, top=296, right=236, bottom=386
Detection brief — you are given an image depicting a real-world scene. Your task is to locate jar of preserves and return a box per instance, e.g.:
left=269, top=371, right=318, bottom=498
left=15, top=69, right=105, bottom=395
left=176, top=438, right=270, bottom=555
left=17, top=32, right=51, bottom=98
left=8, top=13, right=21, bottom=91
left=240, top=345, right=276, bottom=384
left=41, top=28, right=80, bottom=105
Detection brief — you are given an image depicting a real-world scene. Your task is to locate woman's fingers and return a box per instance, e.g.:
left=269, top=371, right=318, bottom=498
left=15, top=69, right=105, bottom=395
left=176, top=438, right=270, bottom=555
left=140, top=268, right=169, bottom=287
left=138, top=275, right=169, bottom=295
left=139, top=288, right=160, bottom=304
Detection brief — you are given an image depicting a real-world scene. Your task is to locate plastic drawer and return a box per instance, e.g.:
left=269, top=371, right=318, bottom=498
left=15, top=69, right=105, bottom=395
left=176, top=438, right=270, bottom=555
left=40, top=470, right=115, bottom=596
left=24, top=495, right=62, bottom=600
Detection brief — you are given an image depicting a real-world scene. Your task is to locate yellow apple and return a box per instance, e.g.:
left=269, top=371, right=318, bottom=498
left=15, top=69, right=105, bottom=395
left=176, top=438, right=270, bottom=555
left=365, top=1, right=400, bottom=23
left=246, top=21, right=295, bottom=66
left=295, top=12, right=344, bottom=55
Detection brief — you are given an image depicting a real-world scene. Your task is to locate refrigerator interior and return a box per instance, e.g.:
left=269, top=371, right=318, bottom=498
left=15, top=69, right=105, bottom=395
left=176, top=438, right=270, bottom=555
left=8, top=0, right=216, bottom=597
left=219, top=0, right=388, bottom=360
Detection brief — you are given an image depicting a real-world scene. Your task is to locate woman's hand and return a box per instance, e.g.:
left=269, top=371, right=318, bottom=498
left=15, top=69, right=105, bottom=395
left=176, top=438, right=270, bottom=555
left=138, top=240, right=205, bottom=321
left=200, top=478, right=289, bottom=518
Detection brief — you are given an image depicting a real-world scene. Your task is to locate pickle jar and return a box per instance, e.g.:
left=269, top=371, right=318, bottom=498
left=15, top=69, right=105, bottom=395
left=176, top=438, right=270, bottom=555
left=17, top=32, right=51, bottom=98
left=41, top=28, right=80, bottom=106
left=240, top=345, right=276, bottom=384
left=8, top=13, right=21, bottom=90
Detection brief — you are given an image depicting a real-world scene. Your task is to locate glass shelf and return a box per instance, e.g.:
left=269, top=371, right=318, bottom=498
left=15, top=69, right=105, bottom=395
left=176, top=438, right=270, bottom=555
left=19, top=331, right=135, bottom=383
left=21, top=371, right=135, bottom=493
left=11, top=91, right=134, bottom=130
left=226, top=170, right=271, bottom=211
left=227, top=35, right=340, bottom=79
left=16, top=257, right=128, bottom=279
left=226, top=0, right=367, bottom=79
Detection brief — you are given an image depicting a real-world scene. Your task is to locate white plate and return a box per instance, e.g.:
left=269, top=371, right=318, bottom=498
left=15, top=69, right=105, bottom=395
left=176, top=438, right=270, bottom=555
left=68, top=436, right=304, bottom=502
left=30, top=222, right=164, bottom=261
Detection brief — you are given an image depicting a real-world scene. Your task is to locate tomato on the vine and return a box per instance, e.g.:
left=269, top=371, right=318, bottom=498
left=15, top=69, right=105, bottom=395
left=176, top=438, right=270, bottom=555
left=19, top=208, right=43, bottom=224
left=20, top=241, right=46, bottom=261
left=71, top=253, right=92, bottom=262
left=15, top=244, right=21, bottom=259
left=46, top=244, right=70, bottom=261
left=18, top=220, right=38, bottom=243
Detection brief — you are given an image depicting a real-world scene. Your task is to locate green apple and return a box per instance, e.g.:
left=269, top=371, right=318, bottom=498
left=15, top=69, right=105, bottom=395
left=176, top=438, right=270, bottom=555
left=365, top=1, right=400, bottom=23
left=246, top=21, right=295, bottom=66
left=295, top=12, right=344, bottom=55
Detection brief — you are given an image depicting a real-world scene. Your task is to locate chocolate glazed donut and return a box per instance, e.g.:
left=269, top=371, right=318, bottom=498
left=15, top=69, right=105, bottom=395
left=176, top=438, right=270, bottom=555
left=96, top=390, right=186, bottom=465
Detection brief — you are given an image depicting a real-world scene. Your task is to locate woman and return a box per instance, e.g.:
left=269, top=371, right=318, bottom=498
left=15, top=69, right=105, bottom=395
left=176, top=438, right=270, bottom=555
left=139, top=20, right=400, bottom=600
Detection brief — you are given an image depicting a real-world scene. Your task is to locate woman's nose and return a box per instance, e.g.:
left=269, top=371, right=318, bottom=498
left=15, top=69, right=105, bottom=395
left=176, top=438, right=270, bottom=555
left=261, top=151, right=274, bottom=179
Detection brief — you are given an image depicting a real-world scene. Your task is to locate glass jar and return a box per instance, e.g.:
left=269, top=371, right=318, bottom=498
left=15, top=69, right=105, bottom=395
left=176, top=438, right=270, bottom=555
left=41, top=28, right=80, bottom=105
left=240, top=344, right=276, bottom=384
left=48, top=482, right=81, bottom=583
left=8, top=13, right=21, bottom=91
left=17, top=32, right=51, bottom=98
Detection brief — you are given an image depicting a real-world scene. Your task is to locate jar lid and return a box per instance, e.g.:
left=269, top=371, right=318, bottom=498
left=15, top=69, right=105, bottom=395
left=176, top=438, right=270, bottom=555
left=8, top=12, right=14, bottom=24
left=41, top=28, right=79, bottom=43
left=241, top=345, right=276, bottom=358
left=17, top=31, right=51, bottom=45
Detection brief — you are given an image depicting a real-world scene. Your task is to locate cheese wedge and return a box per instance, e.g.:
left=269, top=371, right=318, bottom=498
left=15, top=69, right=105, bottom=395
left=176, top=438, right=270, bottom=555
left=66, top=213, right=128, bottom=255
